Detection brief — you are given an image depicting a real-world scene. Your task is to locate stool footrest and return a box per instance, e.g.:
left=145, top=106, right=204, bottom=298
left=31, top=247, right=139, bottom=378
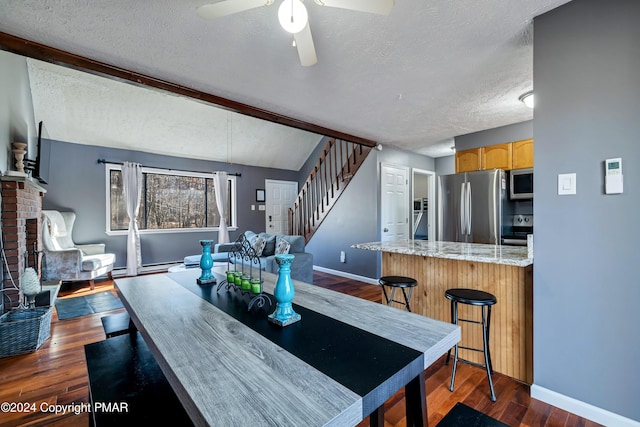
left=458, top=345, right=484, bottom=353
left=456, top=358, right=492, bottom=370
left=458, top=318, right=483, bottom=325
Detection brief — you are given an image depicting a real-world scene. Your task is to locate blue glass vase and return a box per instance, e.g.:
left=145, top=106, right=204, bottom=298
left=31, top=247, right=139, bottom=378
left=268, top=254, right=301, bottom=326
left=197, top=240, right=216, bottom=285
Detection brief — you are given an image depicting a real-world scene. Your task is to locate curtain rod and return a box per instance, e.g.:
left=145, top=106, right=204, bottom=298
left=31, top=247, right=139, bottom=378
left=97, top=159, right=241, bottom=177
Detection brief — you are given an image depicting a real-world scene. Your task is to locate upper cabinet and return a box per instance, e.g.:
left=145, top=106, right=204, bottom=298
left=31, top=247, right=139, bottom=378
left=511, top=139, right=534, bottom=170
left=455, top=139, right=533, bottom=173
left=482, top=143, right=512, bottom=171
left=455, top=148, right=483, bottom=172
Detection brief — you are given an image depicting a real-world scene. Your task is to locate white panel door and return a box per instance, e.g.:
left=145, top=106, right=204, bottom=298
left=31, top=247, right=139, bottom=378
left=381, top=163, right=410, bottom=242
left=265, top=180, right=298, bottom=234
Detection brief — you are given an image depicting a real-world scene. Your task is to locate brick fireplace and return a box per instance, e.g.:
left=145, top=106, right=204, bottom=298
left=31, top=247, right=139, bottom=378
left=1, top=176, right=46, bottom=312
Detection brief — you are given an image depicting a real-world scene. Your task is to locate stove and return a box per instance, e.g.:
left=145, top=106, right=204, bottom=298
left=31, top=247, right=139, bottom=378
left=502, top=214, right=533, bottom=246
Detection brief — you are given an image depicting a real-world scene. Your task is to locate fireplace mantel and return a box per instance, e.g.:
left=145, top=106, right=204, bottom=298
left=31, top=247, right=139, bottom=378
left=1, top=175, right=48, bottom=194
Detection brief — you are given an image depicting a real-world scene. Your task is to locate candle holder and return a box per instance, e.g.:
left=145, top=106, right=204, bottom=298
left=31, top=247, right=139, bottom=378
left=197, top=240, right=216, bottom=285
left=268, top=254, right=300, bottom=327
left=216, top=233, right=272, bottom=311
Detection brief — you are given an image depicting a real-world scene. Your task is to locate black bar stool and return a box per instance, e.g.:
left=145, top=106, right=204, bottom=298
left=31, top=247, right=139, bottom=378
left=379, top=276, right=417, bottom=312
left=445, top=288, right=497, bottom=402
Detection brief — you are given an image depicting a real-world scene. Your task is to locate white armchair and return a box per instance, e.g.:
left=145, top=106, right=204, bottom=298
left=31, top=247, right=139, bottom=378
left=41, top=210, right=115, bottom=290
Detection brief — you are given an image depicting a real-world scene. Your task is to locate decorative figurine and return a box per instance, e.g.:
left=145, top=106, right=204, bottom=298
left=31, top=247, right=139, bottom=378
left=6, top=142, right=28, bottom=177
left=22, top=267, right=41, bottom=308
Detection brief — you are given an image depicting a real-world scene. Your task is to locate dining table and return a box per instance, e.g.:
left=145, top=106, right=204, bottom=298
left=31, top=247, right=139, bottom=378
left=114, top=265, right=459, bottom=426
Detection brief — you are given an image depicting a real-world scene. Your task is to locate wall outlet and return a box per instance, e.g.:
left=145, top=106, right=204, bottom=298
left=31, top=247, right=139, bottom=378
left=340, top=251, right=346, bottom=263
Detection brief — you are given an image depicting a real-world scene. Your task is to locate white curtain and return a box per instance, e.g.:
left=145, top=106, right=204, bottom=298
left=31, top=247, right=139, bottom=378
left=213, top=171, right=229, bottom=244
left=122, top=162, right=143, bottom=276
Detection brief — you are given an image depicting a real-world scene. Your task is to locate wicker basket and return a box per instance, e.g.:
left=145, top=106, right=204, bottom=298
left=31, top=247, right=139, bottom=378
left=0, top=307, right=52, bottom=358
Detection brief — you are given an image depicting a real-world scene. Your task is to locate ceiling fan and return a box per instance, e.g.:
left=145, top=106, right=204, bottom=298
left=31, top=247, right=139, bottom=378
left=196, top=0, right=394, bottom=66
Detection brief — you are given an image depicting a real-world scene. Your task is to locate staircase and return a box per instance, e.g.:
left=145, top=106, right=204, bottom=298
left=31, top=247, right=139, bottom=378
left=289, top=138, right=372, bottom=243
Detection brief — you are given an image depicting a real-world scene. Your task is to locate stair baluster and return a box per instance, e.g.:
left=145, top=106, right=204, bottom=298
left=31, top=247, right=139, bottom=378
left=289, top=138, right=372, bottom=243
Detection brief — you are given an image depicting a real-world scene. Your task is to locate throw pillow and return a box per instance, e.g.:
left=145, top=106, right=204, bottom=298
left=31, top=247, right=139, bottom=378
left=252, top=236, right=267, bottom=256
left=259, top=233, right=276, bottom=256
left=275, top=238, right=291, bottom=255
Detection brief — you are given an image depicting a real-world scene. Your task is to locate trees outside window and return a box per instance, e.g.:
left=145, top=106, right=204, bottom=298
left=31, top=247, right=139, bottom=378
left=108, top=166, right=234, bottom=233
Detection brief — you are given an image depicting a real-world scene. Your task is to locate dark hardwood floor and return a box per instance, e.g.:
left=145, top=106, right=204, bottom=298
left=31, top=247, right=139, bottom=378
left=0, top=271, right=601, bottom=427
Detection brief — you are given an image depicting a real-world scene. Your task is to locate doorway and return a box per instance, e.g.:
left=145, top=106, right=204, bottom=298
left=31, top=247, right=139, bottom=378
left=265, top=180, right=298, bottom=234
left=412, top=168, right=435, bottom=240
left=380, top=163, right=410, bottom=241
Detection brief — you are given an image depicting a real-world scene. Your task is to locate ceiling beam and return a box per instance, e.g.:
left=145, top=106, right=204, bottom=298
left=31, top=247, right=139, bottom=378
left=0, top=31, right=378, bottom=148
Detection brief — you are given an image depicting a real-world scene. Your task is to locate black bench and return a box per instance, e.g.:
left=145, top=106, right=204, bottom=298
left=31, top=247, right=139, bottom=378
left=84, top=332, right=193, bottom=426
left=100, top=312, right=136, bottom=338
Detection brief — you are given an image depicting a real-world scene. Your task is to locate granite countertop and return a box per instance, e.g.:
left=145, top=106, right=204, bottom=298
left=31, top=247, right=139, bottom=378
left=352, top=240, right=533, bottom=267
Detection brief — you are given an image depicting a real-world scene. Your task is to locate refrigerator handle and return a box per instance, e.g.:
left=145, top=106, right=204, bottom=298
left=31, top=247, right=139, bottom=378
left=460, top=182, right=466, bottom=235
left=466, top=182, right=472, bottom=236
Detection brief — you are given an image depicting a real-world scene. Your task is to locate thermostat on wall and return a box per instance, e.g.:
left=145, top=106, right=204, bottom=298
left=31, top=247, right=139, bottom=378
left=605, top=158, right=623, bottom=194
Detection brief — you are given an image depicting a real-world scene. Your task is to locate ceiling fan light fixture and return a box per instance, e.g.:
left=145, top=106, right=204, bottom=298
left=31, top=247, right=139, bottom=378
left=278, top=0, right=308, bottom=34
left=519, top=91, right=534, bottom=108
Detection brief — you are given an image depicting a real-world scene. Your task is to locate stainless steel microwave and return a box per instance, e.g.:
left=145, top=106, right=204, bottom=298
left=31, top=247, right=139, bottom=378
left=510, top=168, right=533, bottom=199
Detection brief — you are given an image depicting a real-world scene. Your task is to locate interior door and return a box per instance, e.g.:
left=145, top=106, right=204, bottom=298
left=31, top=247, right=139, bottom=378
left=412, top=168, right=435, bottom=240
left=380, top=163, right=409, bottom=242
left=265, top=180, right=298, bottom=234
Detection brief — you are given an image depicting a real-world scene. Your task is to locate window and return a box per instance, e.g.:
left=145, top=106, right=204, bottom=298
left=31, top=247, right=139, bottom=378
left=106, top=164, right=236, bottom=234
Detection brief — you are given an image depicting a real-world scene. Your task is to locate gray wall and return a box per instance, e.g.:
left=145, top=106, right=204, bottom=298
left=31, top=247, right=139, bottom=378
left=0, top=50, right=37, bottom=311
left=435, top=155, right=455, bottom=176
left=43, top=140, right=298, bottom=268
left=307, top=145, right=435, bottom=279
left=455, top=120, right=533, bottom=151
left=0, top=50, right=37, bottom=174
left=534, top=0, right=639, bottom=421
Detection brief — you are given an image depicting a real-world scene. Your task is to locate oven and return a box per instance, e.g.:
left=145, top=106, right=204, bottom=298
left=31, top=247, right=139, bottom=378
left=501, top=214, right=533, bottom=246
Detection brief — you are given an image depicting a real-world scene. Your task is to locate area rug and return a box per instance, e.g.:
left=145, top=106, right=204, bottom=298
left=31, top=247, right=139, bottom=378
left=436, top=402, right=509, bottom=427
left=54, top=292, right=124, bottom=320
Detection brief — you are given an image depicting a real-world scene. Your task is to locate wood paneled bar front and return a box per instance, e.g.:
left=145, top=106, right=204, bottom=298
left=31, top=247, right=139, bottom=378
left=353, top=240, right=533, bottom=384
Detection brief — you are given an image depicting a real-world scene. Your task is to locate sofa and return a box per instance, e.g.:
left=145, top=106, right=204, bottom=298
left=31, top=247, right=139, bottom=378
left=214, top=231, right=314, bottom=284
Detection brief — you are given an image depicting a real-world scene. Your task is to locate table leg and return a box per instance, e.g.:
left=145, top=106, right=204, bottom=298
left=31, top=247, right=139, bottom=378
left=369, top=405, right=385, bottom=427
left=405, top=370, right=427, bottom=427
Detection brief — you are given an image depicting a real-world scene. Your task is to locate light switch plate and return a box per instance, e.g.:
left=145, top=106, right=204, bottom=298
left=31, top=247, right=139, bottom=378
left=558, top=173, right=576, bottom=195
left=258, top=205, right=266, bottom=211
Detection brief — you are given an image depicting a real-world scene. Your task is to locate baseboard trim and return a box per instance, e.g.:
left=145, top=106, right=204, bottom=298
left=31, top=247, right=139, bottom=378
left=531, top=384, right=639, bottom=427
left=312, top=266, right=379, bottom=285
left=111, top=263, right=179, bottom=278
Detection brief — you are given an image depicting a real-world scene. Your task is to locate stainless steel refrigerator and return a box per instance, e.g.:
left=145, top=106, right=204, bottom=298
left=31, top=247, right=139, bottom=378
left=437, top=169, right=508, bottom=244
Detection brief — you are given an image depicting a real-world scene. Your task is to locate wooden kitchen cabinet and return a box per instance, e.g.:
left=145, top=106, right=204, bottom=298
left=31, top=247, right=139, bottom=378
left=483, top=142, right=513, bottom=170
left=455, top=148, right=482, bottom=172
left=512, top=138, right=534, bottom=169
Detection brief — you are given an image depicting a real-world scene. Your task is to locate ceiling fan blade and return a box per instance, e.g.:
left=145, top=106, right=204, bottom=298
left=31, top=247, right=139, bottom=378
left=293, top=23, right=317, bottom=67
left=315, top=0, right=394, bottom=15
left=197, top=0, right=272, bottom=19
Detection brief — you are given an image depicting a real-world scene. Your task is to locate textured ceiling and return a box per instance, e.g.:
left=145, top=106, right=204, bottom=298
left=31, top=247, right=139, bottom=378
left=1, top=0, right=572, bottom=162
left=26, top=59, right=322, bottom=170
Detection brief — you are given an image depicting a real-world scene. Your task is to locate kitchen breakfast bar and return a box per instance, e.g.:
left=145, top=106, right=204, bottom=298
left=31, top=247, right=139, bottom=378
left=353, top=240, right=533, bottom=384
